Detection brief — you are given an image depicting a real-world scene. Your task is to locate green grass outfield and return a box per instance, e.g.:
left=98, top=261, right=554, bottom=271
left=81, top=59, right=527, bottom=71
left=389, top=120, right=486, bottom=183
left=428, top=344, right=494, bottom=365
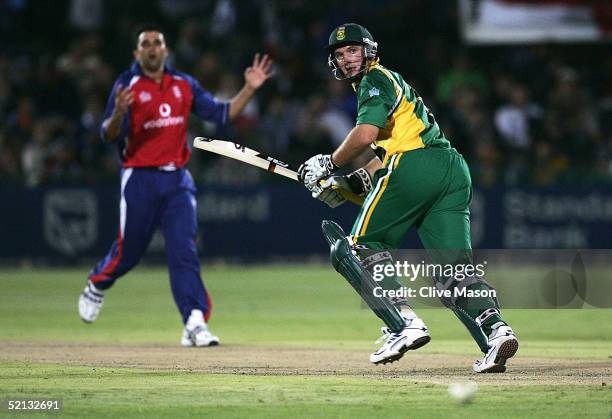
left=0, top=266, right=611, bottom=418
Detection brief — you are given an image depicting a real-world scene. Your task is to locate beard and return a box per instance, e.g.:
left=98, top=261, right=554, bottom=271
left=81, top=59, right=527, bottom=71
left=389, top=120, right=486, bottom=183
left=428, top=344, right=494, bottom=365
left=141, top=56, right=164, bottom=73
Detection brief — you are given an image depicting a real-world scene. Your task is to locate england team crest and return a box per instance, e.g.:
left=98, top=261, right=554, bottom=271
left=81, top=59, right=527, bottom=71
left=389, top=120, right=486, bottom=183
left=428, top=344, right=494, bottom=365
left=173, top=85, right=182, bottom=99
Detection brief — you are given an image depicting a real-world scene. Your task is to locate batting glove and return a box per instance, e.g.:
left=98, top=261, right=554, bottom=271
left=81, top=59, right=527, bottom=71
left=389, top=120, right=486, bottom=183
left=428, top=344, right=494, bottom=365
left=298, top=154, right=338, bottom=188
left=313, top=168, right=373, bottom=208
left=313, top=184, right=346, bottom=208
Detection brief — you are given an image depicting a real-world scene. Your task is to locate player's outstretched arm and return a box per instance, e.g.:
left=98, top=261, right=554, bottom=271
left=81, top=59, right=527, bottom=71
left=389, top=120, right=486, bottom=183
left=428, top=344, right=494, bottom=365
left=228, top=53, right=274, bottom=120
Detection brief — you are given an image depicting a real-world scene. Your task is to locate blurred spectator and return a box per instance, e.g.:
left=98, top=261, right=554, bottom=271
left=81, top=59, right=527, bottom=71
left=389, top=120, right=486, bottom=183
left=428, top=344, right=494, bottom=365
left=470, top=141, right=502, bottom=188
left=0, top=129, right=20, bottom=182
left=216, top=73, right=260, bottom=132
left=0, top=73, right=11, bottom=120
left=315, top=95, right=353, bottom=148
left=157, top=0, right=206, bottom=20
left=194, top=53, right=222, bottom=93
left=494, top=81, right=543, bottom=185
left=326, top=78, right=357, bottom=122
left=174, top=19, right=204, bottom=69
left=69, top=0, right=104, bottom=31
left=530, top=140, right=570, bottom=186
left=0, top=1, right=610, bottom=188
left=35, top=55, right=81, bottom=120
left=287, top=95, right=334, bottom=164
left=6, top=96, right=34, bottom=140
left=443, top=85, right=488, bottom=162
left=209, top=0, right=236, bottom=39
left=546, top=66, right=601, bottom=182
left=56, top=34, right=105, bottom=95
left=47, top=138, right=81, bottom=184
left=494, top=82, right=542, bottom=151
left=77, top=95, right=107, bottom=174
left=21, top=120, right=51, bottom=187
left=436, top=52, right=489, bottom=106
left=258, top=94, right=299, bottom=152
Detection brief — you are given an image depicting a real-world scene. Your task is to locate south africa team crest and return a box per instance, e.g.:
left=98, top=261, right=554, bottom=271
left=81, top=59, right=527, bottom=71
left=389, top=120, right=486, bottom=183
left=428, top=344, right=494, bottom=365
left=336, top=27, right=345, bottom=40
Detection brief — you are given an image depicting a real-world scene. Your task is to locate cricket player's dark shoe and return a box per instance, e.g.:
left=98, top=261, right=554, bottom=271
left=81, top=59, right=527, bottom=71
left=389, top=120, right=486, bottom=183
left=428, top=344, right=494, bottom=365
left=473, top=324, right=518, bottom=373
left=79, top=281, right=104, bottom=323
left=370, top=316, right=431, bottom=365
left=181, top=309, right=220, bottom=347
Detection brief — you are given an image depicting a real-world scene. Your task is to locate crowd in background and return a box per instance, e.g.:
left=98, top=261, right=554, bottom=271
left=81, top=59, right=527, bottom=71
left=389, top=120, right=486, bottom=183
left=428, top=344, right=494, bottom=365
left=1, top=0, right=611, bottom=188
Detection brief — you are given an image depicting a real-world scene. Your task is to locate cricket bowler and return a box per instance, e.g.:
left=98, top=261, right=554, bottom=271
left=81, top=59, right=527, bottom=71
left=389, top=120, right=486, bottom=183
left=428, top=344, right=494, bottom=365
left=298, top=23, right=518, bottom=372
left=78, top=24, right=273, bottom=346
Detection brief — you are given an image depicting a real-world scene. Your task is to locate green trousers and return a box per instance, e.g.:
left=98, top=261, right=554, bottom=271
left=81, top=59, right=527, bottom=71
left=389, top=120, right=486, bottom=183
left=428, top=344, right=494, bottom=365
left=350, top=147, right=503, bottom=351
left=351, top=147, right=472, bottom=255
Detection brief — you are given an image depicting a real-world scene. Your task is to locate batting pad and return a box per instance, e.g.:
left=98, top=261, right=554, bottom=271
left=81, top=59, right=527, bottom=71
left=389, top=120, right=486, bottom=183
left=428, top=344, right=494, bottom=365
left=322, top=220, right=405, bottom=333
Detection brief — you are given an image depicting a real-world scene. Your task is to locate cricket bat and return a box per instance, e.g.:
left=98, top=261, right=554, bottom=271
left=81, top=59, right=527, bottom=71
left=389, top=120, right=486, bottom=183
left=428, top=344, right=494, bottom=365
left=193, top=137, right=364, bottom=205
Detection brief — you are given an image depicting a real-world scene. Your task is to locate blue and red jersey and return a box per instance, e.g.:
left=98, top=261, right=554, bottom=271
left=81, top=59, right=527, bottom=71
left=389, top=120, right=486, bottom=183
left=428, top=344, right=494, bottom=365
left=101, top=62, right=229, bottom=168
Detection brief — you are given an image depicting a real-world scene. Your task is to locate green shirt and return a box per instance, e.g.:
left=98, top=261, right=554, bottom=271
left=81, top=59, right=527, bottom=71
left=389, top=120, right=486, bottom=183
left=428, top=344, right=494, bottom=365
left=354, top=63, right=450, bottom=163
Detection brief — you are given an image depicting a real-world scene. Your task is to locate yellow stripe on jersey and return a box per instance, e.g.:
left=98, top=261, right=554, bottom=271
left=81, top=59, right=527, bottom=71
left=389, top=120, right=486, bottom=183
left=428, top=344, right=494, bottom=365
left=353, top=154, right=402, bottom=240
left=371, top=66, right=426, bottom=165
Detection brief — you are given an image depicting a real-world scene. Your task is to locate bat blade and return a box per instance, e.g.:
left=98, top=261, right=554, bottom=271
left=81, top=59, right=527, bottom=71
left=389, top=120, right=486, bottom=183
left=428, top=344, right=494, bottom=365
left=193, top=137, right=364, bottom=205
left=193, top=137, right=297, bottom=180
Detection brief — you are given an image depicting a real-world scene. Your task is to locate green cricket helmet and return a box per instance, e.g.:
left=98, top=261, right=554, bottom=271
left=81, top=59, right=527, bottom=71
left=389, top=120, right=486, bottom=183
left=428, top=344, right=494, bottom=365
left=327, top=23, right=378, bottom=81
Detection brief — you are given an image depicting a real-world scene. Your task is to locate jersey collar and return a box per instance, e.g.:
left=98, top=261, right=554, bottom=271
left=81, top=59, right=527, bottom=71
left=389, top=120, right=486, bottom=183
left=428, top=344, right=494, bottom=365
left=130, top=61, right=175, bottom=76
left=351, top=59, right=381, bottom=91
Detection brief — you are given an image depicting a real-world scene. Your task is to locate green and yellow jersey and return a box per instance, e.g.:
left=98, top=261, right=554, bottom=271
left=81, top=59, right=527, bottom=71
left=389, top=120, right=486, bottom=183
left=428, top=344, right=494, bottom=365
left=354, top=62, right=451, bottom=164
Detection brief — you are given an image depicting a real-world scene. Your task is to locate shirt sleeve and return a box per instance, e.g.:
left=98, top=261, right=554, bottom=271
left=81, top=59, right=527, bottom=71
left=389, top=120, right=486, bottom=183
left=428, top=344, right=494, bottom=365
left=186, top=74, right=230, bottom=126
left=355, top=71, right=397, bottom=128
left=100, top=76, right=130, bottom=143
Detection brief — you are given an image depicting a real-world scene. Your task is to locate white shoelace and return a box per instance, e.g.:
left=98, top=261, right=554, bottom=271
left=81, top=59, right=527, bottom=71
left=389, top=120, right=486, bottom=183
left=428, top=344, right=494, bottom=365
left=374, top=327, right=393, bottom=345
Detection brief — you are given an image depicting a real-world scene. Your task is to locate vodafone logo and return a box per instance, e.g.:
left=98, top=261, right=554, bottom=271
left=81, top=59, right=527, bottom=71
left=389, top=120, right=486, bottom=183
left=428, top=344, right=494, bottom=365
left=159, top=103, right=171, bottom=117
left=143, top=103, right=183, bottom=130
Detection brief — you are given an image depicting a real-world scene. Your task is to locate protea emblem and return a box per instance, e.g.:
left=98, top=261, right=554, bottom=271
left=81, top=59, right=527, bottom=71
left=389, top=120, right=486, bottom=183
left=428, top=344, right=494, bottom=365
left=336, top=27, right=345, bottom=40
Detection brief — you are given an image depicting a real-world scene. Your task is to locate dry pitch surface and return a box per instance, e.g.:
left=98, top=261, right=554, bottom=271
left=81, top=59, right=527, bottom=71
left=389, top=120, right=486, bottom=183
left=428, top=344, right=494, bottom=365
left=1, top=342, right=609, bottom=386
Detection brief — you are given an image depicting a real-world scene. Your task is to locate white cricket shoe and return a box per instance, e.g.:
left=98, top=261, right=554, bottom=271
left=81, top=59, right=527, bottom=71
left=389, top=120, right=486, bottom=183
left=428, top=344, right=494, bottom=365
left=370, top=317, right=431, bottom=365
left=473, top=324, right=518, bottom=373
left=79, top=281, right=104, bottom=323
left=180, top=309, right=220, bottom=347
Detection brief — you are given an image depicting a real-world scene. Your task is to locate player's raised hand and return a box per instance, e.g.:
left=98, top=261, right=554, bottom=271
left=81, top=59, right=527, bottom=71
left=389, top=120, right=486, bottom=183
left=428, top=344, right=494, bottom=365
left=114, top=85, right=134, bottom=115
left=244, top=53, right=274, bottom=90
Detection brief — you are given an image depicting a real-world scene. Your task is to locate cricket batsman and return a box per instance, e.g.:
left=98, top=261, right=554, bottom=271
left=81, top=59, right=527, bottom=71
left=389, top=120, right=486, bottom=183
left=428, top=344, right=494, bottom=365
left=298, top=23, right=518, bottom=372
